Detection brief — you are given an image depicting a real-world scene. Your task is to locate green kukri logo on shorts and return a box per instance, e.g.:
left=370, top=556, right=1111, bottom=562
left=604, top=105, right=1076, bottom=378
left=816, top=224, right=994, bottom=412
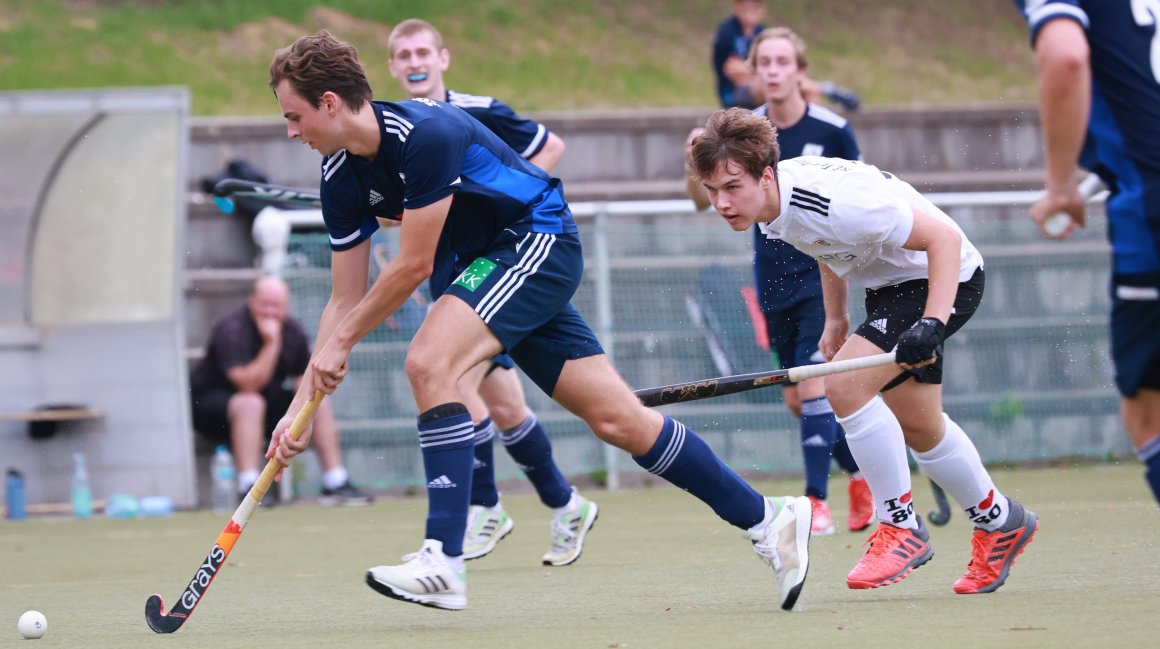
left=454, top=258, right=497, bottom=292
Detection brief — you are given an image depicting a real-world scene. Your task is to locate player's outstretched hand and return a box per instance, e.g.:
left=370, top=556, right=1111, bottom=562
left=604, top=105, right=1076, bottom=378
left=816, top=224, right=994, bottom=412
left=895, top=317, right=945, bottom=368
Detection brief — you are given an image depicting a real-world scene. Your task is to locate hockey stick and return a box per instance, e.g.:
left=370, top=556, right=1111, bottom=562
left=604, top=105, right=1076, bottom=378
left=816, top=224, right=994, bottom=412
left=635, top=352, right=896, bottom=407
left=211, top=178, right=321, bottom=214
left=927, top=479, right=952, bottom=526
left=145, top=391, right=323, bottom=634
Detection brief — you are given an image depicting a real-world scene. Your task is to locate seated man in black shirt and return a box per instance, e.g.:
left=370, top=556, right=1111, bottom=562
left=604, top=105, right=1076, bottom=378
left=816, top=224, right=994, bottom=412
left=190, top=275, right=371, bottom=506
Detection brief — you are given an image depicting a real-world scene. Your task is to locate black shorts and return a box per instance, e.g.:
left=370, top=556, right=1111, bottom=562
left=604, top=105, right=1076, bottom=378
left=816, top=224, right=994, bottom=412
left=854, top=267, right=985, bottom=392
left=190, top=388, right=294, bottom=444
left=1111, top=274, right=1160, bottom=397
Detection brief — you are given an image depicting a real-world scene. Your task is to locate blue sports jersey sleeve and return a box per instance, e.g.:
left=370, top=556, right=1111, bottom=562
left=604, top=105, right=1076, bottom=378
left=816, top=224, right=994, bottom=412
left=838, top=124, right=861, bottom=161
left=401, top=118, right=469, bottom=210
left=1011, top=0, right=1088, bottom=45
left=465, top=98, right=549, bottom=159
left=320, top=153, right=380, bottom=252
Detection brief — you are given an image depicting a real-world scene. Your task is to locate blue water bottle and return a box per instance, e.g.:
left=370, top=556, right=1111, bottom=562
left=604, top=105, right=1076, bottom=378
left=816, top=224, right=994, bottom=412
left=71, top=453, right=93, bottom=519
left=6, top=468, right=27, bottom=521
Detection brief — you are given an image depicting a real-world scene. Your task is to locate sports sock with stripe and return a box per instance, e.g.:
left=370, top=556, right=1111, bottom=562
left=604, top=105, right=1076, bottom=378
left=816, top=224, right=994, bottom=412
left=500, top=411, right=572, bottom=509
left=1138, top=435, right=1160, bottom=505
left=633, top=416, right=765, bottom=529
left=801, top=396, right=838, bottom=499
left=469, top=417, right=499, bottom=508
left=911, top=413, right=1009, bottom=531
left=836, top=396, right=918, bottom=530
left=417, top=403, right=475, bottom=557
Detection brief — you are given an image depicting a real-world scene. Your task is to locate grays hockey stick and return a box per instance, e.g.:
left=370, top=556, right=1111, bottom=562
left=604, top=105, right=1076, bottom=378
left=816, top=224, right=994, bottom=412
left=635, top=352, right=896, bottom=407
left=211, top=178, right=321, bottom=214
left=145, top=392, right=323, bottom=633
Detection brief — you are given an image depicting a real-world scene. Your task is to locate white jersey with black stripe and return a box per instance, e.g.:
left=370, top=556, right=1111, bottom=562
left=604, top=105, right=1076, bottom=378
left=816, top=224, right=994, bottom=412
left=759, top=156, right=983, bottom=289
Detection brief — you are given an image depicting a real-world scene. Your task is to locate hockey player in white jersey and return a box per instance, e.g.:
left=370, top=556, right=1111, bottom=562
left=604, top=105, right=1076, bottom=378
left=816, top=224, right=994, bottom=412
left=689, top=107, right=1039, bottom=595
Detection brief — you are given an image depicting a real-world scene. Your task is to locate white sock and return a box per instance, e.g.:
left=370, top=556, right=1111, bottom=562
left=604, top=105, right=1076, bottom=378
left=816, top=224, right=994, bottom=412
left=322, top=467, right=350, bottom=490
left=836, top=396, right=917, bottom=529
left=552, top=488, right=581, bottom=514
left=237, top=469, right=260, bottom=491
left=912, top=413, right=1010, bottom=530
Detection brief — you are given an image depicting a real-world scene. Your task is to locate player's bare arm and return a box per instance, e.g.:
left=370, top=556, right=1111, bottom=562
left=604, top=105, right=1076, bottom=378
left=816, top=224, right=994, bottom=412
left=896, top=206, right=962, bottom=369
left=1029, top=17, right=1091, bottom=236
left=529, top=131, right=566, bottom=172
left=817, top=262, right=849, bottom=361
left=266, top=241, right=371, bottom=465
left=311, top=194, right=453, bottom=395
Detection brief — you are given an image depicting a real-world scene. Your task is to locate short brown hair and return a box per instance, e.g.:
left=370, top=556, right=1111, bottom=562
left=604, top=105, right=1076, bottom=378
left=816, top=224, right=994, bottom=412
left=748, top=26, right=809, bottom=70
left=269, top=30, right=372, bottom=111
left=689, top=108, right=781, bottom=181
left=388, top=18, right=444, bottom=57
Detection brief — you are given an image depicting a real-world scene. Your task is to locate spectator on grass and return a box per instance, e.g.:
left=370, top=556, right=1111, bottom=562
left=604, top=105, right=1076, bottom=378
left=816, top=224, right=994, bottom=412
left=1011, top=0, right=1160, bottom=506
left=189, top=275, right=371, bottom=507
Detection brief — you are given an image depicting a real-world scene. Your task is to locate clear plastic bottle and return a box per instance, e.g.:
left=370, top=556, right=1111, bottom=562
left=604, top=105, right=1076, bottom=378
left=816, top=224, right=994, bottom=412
left=70, top=453, right=92, bottom=519
left=211, top=445, right=236, bottom=514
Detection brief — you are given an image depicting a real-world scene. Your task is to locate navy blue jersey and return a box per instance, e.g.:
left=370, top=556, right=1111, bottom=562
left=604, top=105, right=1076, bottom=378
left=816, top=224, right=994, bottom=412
left=752, top=103, right=862, bottom=310
left=712, top=16, right=764, bottom=107
left=1013, top=0, right=1160, bottom=276
left=446, top=90, right=550, bottom=160
left=320, top=99, right=575, bottom=269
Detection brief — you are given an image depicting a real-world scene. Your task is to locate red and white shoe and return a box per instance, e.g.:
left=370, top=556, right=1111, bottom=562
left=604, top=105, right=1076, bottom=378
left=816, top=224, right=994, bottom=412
left=808, top=495, right=836, bottom=536
left=953, top=500, right=1038, bottom=594
left=847, top=476, right=874, bottom=532
left=846, top=517, right=934, bottom=589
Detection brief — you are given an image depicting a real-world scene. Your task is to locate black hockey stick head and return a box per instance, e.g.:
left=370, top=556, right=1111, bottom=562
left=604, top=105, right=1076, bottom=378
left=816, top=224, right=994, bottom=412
left=927, top=479, right=952, bottom=526
left=145, top=594, right=187, bottom=633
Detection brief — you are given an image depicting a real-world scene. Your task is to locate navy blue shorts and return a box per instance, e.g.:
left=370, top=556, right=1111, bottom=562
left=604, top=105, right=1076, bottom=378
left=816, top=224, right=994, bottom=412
left=444, top=231, right=603, bottom=396
left=764, top=295, right=826, bottom=372
left=855, top=267, right=985, bottom=392
left=1111, top=274, right=1160, bottom=397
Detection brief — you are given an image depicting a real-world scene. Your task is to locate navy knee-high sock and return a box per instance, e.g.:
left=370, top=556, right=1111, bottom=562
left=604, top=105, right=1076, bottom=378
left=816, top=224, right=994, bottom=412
left=633, top=416, right=765, bottom=529
left=418, top=403, right=475, bottom=556
left=500, top=411, right=572, bottom=508
left=1140, top=436, right=1160, bottom=506
left=801, top=396, right=838, bottom=499
left=832, top=428, right=860, bottom=475
left=470, top=418, right=500, bottom=508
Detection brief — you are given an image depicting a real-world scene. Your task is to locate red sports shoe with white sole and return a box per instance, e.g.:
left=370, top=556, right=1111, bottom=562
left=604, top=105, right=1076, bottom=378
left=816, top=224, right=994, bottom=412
left=846, top=517, right=934, bottom=589
left=953, top=499, right=1038, bottom=594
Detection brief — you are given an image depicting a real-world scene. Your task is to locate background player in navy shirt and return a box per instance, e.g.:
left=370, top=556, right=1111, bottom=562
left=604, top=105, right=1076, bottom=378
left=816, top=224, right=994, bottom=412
left=688, top=26, right=872, bottom=537
left=387, top=17, right=597, bottom=567
left=265, top=31, right=813, bottom=612
left=1013, top=0, right=1160, bottom=506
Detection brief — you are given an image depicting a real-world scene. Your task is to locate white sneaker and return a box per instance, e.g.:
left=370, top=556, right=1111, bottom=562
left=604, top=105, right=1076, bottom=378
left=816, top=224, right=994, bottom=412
left=747, top=496, right=812, bottom=611
left=365, top=539, right=467, bottom=610
left=463, top=503, right=515, bottom=560
left=542, top=491, right=599, bottom=566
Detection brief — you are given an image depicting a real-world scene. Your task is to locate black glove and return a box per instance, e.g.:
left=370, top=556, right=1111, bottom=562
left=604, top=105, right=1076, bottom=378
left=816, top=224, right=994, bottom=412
left=895, top=317, right=945, bottom=365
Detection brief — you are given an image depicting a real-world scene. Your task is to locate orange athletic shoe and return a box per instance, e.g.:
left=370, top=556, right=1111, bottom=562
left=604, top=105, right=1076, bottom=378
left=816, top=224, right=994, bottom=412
left=847, top=477, right=874, bottom=532
left=953, top=499, right=1038, bottom=594
left=846, top=517, right=934, bottom=589
left=808, top=495, right=836, bottom=536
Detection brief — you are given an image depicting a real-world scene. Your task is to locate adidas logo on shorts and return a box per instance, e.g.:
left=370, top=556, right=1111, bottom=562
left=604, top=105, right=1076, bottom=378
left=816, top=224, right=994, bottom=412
left=869, top=318, right=888, bottom=333
left=428, top=475, right=457, bottom=489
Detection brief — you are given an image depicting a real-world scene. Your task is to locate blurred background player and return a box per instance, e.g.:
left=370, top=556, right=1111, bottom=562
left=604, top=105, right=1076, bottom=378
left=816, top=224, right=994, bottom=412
left=691, top=109, right=1038, bottom=594
left=712, top=1, right=860, bottom=111
left=189, top=275, right=371, bottom=506
left=386, top=18, right=597, bottom=566
left=687, top=26, right=873, bottom=536
left=1012, top=0, right=1160, bottom=506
